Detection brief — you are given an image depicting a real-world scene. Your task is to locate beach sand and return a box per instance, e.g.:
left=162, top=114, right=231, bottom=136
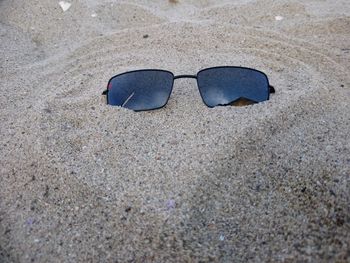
left=1, top=0, right=349, bottom=261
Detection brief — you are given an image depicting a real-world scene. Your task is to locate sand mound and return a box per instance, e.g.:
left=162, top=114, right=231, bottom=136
left=1, top=0, right=349, bottom=262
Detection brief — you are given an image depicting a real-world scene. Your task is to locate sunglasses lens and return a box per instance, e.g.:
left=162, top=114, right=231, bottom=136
left=107, top=70, right=174, bottom=111
left=197, top=67, right=270, bottom=107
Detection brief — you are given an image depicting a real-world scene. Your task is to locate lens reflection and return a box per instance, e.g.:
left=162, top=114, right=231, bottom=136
left=107, top=70, right=174, bottom=111
left=197, top=67, right=269, bottom=107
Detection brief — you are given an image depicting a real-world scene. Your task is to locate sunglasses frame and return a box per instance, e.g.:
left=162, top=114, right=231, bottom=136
left=103, top=66, right=275, bottom=111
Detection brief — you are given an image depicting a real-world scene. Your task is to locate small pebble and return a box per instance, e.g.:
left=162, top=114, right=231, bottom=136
left=166, top=199, right=176, bottom=210
left=58, top=1, right=71, bottom=12
left=26, top=218, right=34, bottom=226
left=275, top=16, right=284, bottom=21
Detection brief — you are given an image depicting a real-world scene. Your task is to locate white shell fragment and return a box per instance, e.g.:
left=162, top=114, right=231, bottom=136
left=59, top=1, right=72, bottom=12
left=91, top=13, right=97, bottom=18
left=275, top=15, right=284, bottom=21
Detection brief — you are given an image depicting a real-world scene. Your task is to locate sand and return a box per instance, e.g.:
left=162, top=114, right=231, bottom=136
left=0, top=0, right=349, bottom=262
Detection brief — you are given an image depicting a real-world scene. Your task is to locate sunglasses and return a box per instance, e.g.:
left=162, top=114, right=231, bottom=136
left=102, top=66, right=275, bottom=111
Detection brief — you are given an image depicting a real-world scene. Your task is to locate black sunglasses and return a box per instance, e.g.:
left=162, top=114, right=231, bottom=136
left=102, top=66, right=275, bottom=111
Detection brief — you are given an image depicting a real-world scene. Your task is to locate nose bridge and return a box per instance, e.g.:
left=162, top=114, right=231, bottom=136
left=173, top=74, right=197, bottom=80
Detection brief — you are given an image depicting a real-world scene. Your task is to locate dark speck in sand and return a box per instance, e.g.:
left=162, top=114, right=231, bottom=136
left=336, top=215, right=345, bottom=226
left=43, top=185, right=50, bottom=198
left=143, top=34, right=149, bottom=39
left=256, top=184, right=261, bottom=191
left=30, top=200, right=37, bottom=211
left=125, top=206, right=132, bottom=213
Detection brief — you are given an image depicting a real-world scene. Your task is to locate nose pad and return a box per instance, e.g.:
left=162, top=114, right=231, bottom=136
left=169, top=79, right=201, bottom=109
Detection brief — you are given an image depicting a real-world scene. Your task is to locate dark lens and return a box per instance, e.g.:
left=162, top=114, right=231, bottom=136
left=197, top=67, right=270, bottom=107
left=107, top=70, right=174, bottom=111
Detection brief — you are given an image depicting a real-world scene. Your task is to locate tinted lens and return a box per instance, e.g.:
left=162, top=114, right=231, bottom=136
left=107, top=70, right=174, bottom=111
left=197, top=67, right=270, bottom=107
